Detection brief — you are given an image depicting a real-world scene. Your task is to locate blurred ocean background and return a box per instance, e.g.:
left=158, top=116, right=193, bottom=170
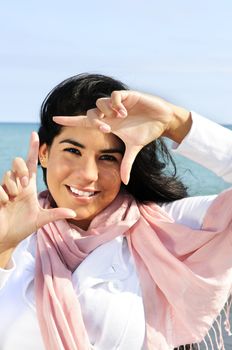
left=0, top=122, right=231, bottom=196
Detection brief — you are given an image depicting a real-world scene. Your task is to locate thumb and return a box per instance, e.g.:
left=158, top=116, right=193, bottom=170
left=38, top=208, right=76, bottom=227
left=120, top=145, right=142, bottom=185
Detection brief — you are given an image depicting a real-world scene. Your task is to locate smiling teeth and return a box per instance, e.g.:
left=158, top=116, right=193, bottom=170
left=69, top=186, right=95, bottom=197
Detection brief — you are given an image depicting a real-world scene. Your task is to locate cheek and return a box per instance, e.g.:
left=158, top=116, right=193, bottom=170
left=46, top=157, right=71, bottom=183
left=101, top=168, right=122, bottom=192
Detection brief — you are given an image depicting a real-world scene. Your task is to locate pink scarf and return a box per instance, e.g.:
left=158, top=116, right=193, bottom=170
left=35, top=189, right=232, bottom=350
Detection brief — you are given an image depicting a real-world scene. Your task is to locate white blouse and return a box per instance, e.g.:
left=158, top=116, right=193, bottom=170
left=0, top=113, right=232, bottom=350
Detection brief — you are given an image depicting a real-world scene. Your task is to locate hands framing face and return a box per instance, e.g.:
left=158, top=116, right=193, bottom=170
left=53, top=90, right=176, bottom=185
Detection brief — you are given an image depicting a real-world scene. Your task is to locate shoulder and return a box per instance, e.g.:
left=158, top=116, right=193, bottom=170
left=161, top=195, right=217, bottom=229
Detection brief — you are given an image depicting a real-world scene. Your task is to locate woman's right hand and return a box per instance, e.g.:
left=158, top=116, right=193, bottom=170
left=0, top=132, right=76, bottom=254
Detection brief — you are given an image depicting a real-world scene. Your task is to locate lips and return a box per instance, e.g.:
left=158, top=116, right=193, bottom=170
left=67, top=185, right=99, bottom=198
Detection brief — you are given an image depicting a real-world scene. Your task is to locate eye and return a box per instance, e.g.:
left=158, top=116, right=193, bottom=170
left=100, top=154, right=118, bottom=162
left=64, top=148, right=81, bottom=155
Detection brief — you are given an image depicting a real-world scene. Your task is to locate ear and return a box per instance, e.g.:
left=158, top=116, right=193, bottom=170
left=39, top=143, right=49, bottom=168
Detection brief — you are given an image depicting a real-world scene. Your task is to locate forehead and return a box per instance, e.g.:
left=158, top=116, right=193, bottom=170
left=54, top=126, right=124, bottom=150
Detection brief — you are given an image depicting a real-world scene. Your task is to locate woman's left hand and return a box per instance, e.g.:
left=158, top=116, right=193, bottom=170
left=53, top=91, right=191, bottom=184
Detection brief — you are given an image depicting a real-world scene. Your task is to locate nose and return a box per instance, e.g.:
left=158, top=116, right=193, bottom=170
left=77, top=158, right=99, bottom=183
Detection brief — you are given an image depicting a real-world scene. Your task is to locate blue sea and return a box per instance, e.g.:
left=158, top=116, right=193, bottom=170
left=0, top=122, right=231, bottom=196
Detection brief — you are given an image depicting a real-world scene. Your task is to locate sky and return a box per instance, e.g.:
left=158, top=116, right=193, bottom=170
left=1, top=0, right=232, bottom=124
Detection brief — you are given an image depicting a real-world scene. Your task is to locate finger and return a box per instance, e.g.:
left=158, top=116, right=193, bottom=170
left=38, top=207, right=76, bottom=227
left=92, top=107, right=104, bottom=119
left=98, top=123, right=111, bottom=133
left=2, top=171, right=19, bottom=197
left=54, top=110, right=105, bottom=126
left=53, top=113, right=112, bottom=133
left=87, top=109, right=111, bottom=133
left=12, top=157, right=29, bottom=187
left=53, top=115, right=90, bottom=127
left=26, top=132, right=39, bottom=177
left=111, top=91, right=128, bottom=118
left=96, top=97, right=116, bottom=118
left=120, top=145, right=142, bottom=185
left=53, top=113, right=104, bottom=128
left=0, top=185, right=9, bottom=204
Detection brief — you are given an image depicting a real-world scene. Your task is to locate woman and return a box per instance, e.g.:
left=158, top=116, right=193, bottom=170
left=0, top=73, right=232, bottom=350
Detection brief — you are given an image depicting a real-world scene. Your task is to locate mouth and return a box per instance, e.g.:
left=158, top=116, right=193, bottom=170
left=66, top=185, right=99, bottom=198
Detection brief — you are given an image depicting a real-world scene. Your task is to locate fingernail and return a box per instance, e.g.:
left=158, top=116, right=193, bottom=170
left=21, top=176, right=29, bottom=187
left=99, top=124, right=111, bottom=133
left=118, top=108, right=127, bottom=117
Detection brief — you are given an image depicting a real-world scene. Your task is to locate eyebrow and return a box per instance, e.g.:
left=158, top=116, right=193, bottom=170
left=59, top=138, right=124, bottom=154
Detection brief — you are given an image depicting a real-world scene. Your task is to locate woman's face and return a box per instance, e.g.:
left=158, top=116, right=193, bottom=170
left=39, top=126, right=124, bottom=230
